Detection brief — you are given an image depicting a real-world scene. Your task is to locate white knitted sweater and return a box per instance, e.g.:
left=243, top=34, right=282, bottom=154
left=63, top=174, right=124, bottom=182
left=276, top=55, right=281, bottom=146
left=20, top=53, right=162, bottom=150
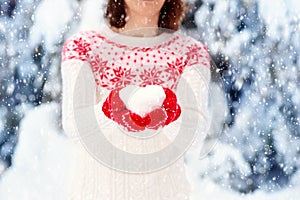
left=61, top=24, right=211, bottom=200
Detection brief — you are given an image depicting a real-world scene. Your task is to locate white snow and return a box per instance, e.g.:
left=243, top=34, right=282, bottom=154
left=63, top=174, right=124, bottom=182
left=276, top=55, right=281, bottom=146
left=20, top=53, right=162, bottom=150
left=120, top=85, right=166, bottom=117
left=78, top=0, right=106, bottom=31
left=0, top=108, right=5, bottom=134
left=186, top=142, right=300, bottom=200
left=258, top=0, right=300, bottom=41
left=29, top=0, right=76, bottom=51
left=0, top=103, right=71, bottom=200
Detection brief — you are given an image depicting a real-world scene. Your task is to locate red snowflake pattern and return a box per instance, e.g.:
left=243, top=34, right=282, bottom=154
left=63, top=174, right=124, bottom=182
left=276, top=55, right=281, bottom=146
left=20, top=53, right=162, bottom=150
left=62, top=35, right=92, bottom=61
left=185, top=43, right=203, bottom=66
left=139, top=67, right=165, bottom=86
left=89, top=55, right=111, bottom=87
left=166, top=57, right=186, bottom=82
left=91, top=56, right=110, bottom=79
left=73, top=38, right=91, bottom=56
left=110, top=66, right=136, bottom=88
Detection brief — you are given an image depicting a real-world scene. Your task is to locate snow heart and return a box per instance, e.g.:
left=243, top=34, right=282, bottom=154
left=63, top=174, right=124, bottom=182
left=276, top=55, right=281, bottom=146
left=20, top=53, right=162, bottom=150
left=102, top=86, right=181, bottom=132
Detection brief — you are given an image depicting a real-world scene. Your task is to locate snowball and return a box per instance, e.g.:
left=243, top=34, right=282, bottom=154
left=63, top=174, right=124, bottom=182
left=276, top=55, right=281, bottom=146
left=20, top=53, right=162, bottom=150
left=119, top=85, right=166, bottom=117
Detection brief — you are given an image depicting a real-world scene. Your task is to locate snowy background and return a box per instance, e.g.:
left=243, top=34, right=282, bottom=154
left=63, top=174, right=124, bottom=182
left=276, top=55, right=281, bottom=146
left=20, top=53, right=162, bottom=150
left=0, top=0, right=300, bottom=199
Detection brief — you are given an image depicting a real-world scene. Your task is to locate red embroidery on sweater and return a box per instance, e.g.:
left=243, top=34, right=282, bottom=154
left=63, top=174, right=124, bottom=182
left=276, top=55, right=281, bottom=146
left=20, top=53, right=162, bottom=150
left=166, top=57, right=186, bottom=82
left=110, top=67, right=137, bottom=89
left=186, top=42, right=211, bottom=68
left=62, top=34, right=92, bottom=62
left=62, top=31, right=210, bottom=90
left=139, top=67, right=165, bottom=87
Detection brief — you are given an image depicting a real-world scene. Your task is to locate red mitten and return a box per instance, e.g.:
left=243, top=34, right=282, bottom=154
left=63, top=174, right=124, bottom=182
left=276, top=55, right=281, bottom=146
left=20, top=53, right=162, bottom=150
left=129, top=112, right=151, bottom=127
left=146, top=108, right=168, bottom=130
left=163, top=88, right=181, bottom=125
left=102, top=86, right=181, bottom=132
left=110, top=88, right=126, bottom=112
left=118, top=110, right=146, bottom=132
left=102, top=88, right=126, bottom=118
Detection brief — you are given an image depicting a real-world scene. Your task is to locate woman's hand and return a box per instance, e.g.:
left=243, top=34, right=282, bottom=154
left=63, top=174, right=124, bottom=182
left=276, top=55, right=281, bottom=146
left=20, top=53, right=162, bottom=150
left=102, top=85, right=181, bottom=132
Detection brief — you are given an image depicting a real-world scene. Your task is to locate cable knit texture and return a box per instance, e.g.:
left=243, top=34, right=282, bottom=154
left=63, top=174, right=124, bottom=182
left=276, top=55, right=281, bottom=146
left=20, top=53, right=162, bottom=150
left=61, top=24, right=211, bottom=200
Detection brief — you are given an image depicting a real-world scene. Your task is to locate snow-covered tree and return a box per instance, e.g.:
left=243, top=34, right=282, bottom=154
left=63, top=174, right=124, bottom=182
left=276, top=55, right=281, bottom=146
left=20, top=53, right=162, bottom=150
left=192, top=0, right=300, bottom=193
left=0, top=0, right=81, bottom=168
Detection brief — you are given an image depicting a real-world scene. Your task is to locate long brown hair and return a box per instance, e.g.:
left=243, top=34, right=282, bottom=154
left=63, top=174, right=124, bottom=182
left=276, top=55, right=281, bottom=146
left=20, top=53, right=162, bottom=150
left=105, top=0, right=185, bottom=31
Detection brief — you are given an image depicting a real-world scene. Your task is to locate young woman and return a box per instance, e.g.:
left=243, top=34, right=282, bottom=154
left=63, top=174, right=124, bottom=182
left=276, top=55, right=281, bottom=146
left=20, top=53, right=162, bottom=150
left=61, top=0, right=211, bottom=199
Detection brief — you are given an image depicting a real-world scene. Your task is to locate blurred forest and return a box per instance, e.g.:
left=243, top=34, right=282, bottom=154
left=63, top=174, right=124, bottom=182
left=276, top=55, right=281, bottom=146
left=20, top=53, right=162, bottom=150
left=0, top=0, right=300, bottom=196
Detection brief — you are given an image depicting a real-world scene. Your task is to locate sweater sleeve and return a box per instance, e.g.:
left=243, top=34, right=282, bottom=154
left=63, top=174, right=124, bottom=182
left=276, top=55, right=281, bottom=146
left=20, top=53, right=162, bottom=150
left=61, top=31, right=99, bottom=141
left=61, top=60, right=99, bottom=141
left=175, top=44, right=212, bottom=154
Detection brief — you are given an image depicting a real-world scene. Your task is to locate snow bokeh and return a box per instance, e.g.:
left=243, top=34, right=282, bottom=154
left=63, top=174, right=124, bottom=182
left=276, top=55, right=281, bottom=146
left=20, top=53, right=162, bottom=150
left=0, top=0, right=300, bottom=199
left=29, top=0, right=75, bottom=51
